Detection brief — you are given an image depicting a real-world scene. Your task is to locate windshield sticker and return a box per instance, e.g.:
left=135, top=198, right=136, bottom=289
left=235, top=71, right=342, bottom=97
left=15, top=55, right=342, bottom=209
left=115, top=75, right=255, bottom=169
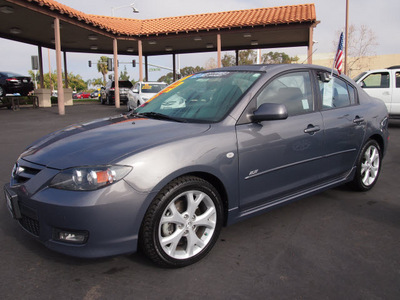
left=142, top=84, right=152, bottom=90
left=159, top=75, right=193, bottom=94
left=198, top=72, right=231, bottom=78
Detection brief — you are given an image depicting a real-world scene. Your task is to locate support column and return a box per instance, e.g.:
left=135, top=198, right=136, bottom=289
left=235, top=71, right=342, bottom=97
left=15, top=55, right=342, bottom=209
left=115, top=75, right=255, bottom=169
left=63, top=52, right=68, bottom=89
left=235, top=50, right=239, bottom=66
left=54, top=17, right=64, bottom=115
left=113, top=38, right=120, bottom=108
left=217, top=33, right=222, bottom=68
left=38, top=46, right=44, bottom=88
left=173, top=54, right=176, bottom=82
left=138, top=40, right=143, bottom=82
left=307, top=25, right=314, bottom=64
left=145, top=56, right=148, bottom=82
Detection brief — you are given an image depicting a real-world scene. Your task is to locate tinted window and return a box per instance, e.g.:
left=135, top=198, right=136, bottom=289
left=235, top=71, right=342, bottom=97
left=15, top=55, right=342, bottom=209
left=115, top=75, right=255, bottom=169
left=136, top=71, right=261, bottom=122
left=111, top=81, right=133, bottom=88
left=396, top=72, right=400, bottom=88
left=319, top=77, right=351, bottom=109
left=256, top=71, right=313, bottom=116
left=362, top=72, right=390, bottom=88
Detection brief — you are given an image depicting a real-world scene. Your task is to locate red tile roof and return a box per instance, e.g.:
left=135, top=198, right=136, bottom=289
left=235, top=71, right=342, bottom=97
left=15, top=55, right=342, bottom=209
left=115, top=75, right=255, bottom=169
left=26, top=1, right=316, bottom=36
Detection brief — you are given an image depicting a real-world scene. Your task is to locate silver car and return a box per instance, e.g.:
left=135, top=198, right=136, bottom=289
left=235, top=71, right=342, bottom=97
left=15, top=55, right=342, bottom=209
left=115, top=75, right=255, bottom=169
left=5, top=65, right=389, bottom=267
left=127, top=81, right=167, bottom=111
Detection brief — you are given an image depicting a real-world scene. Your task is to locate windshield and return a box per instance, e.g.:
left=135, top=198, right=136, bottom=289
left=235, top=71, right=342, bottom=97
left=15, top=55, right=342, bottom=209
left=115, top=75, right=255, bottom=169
left=141, top=83, right=167, bottom=93
left=135, top=71, right=261, bottom=123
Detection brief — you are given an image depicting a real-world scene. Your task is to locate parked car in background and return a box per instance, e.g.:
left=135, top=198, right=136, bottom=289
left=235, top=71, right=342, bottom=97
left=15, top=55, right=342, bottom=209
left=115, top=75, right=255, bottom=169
left=5, top=65, right=389, bottom=267
left=90, top=90, right=100, bottom=99
left=354, top=66, right=400, bottom=118
left=76, top=92, right=91, bottom=99
left=127, top=81, right=167, bottom=111
left=0, top=71, right=34, bottom=97
left=72, top=91, right=78, bottom=99
left=100, top=80, right=133, bottom=105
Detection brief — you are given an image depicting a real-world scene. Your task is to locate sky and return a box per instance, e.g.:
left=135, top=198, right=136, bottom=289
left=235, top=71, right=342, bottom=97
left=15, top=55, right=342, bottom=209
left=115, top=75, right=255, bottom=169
left=1, top=0, right=399, bottom=84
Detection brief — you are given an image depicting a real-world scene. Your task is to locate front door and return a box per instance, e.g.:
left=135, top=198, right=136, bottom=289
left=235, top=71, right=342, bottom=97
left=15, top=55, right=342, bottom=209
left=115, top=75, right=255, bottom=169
left=236, top=71, right=325, bottom=210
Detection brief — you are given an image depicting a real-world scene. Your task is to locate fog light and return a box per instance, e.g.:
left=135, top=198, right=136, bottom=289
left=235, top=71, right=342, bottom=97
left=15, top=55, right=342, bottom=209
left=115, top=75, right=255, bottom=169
left=54, top=229, right=88, bottom=244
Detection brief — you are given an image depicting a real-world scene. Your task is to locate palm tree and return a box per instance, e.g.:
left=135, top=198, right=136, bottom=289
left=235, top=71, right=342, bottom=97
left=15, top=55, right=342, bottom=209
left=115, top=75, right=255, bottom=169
left=97, top=56, right=109, bottom=85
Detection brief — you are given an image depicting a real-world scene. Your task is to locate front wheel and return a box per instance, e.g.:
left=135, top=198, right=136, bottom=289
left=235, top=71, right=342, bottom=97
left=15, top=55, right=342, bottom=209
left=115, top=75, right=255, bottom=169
left=351, top=139, right=382, bottom=191
left=140, top=176, right=223, bottom=267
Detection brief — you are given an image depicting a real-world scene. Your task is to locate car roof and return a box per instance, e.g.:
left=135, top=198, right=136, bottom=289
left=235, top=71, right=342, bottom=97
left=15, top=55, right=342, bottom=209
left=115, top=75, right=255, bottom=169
left=208, top=64, right=333, bottom=73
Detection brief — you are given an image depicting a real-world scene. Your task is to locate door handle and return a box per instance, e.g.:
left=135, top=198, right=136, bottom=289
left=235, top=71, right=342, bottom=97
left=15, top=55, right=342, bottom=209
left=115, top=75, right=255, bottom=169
left=353, top=116, right=364, bottom=124
left=304, top=124, right=320, bottom=135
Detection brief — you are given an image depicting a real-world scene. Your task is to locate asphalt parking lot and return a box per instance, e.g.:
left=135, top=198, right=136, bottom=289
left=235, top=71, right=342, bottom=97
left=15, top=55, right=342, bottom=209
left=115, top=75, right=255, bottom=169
left=1, top=103, right=399, bottom=299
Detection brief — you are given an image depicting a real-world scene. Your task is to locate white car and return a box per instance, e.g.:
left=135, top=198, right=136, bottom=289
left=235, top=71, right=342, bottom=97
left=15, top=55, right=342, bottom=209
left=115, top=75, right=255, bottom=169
left=127, top=81, right=167, bottom=111
left=354, top=66, right=400, bottom=118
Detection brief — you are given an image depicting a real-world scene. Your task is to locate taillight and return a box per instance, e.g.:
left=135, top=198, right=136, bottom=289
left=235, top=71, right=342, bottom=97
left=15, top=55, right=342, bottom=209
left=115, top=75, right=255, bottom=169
left=6, top=78, right=19, bottom=83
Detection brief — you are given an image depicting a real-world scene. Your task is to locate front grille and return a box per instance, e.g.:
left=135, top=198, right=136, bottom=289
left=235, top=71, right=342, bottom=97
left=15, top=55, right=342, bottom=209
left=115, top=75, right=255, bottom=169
left=11, top=160, right=44, bottom=185
left=19, top=214, right=40, bottom=236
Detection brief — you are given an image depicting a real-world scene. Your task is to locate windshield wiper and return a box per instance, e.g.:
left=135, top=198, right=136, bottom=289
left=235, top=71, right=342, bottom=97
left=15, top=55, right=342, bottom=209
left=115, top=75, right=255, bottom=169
left=137, top=112, right=187, bottom=123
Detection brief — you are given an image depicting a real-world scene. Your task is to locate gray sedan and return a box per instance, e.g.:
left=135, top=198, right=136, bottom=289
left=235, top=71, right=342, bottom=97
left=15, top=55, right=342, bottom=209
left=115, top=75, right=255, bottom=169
left=4, top=65, right=389, bottom=267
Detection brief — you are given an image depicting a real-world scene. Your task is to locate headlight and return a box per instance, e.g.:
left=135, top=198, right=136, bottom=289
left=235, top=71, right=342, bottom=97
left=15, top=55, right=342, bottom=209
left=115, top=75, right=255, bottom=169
left=50, top=165, right=132, bottom=191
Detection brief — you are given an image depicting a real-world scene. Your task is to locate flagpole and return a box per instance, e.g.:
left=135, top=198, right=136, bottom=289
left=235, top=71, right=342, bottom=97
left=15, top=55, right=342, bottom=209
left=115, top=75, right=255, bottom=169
left=344, top=0, right=349, bottom=75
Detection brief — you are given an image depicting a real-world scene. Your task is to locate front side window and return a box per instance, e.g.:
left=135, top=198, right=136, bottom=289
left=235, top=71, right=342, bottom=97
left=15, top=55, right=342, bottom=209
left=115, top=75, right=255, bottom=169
left=319, top=76, right=352, bottom=109
left=256, top=71, right=313, bottom=116
left=362, top=72, right=390, bottom=88
left=136, top=71, right=261, bottom=123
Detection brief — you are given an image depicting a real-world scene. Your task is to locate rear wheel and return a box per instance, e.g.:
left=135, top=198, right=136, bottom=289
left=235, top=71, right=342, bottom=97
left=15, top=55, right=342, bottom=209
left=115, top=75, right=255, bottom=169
left=351, top=139, right=382, bottom=191
left=0, top=86, right=5, bottom=97
left=140, top=176, right=223, bottom=267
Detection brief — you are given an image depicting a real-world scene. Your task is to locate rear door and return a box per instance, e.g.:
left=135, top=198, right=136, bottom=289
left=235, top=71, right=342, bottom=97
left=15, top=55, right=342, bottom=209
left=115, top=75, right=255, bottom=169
left=318, top=73, right=365, bottom=178
left=392, top=71, right=400, bottom=114
left=360, top=71, right=392, bottom=112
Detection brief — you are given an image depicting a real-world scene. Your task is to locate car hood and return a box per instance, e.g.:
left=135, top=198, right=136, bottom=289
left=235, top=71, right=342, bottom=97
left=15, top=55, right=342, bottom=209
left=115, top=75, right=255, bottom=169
left=20, top=115, right=210, bottom=169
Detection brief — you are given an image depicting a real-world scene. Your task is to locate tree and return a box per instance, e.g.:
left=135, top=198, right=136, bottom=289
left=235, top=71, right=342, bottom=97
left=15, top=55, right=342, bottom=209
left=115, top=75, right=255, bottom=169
left=90, top=77, right=105, bottom=88
left=341, top=24, right=378, bottom=76
left=157, top=66, right=205, bottom=84
left=261, top=52, right=299, bottom=64
left=119, top=66, right=130, bottom=81
left=97, top=56, right=109, bottom=85
left=28, top=71, right=87, bottom=91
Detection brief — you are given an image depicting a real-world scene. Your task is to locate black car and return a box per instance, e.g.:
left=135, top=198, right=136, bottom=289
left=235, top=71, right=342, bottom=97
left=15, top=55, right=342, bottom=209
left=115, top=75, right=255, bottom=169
left=0, top=71, right=34, bottom=97
left=100, top=80, right=133, bottom=105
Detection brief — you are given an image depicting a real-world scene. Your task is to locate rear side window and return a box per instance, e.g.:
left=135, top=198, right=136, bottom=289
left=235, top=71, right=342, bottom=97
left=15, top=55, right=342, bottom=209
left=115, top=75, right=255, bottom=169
left=396, top=72, right=400, bottom=88
left=319, top=76, right=353, bottom=109
left=362, top=72, right=390, bottom=88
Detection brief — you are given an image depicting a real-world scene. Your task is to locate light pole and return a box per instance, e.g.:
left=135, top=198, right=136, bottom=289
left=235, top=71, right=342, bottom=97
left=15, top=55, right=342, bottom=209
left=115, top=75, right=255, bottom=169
left=111, top=2, right=139, bottom=16
left=344, top=0, right=349, bottom=75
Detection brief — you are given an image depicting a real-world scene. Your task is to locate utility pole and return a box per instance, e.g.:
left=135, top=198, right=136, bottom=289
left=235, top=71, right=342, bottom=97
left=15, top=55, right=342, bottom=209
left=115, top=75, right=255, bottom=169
left=344, top=0, right=349, bottom=75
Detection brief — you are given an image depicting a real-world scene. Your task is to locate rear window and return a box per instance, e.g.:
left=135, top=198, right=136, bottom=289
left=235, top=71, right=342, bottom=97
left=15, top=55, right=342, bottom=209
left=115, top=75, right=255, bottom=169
left=111, top=81, right=133, bottom=88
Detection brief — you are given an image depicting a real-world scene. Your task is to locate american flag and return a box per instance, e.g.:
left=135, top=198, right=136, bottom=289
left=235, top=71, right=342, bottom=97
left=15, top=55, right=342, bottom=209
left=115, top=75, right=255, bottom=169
left=334, top=32, right=344, bottom=74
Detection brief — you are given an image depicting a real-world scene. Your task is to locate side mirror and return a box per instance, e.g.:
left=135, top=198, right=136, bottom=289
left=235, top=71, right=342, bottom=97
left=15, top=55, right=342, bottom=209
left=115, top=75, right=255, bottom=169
left=251, top=103, right=288, bottom=122
left=132, top=89, right=139, bottom=93
left=358, top=81, right=365, bottom=88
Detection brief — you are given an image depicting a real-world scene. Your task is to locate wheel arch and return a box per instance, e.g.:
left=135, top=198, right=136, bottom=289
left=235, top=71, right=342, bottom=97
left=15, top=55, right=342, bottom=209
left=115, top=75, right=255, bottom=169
left=368, top=133, right=385, bottom=155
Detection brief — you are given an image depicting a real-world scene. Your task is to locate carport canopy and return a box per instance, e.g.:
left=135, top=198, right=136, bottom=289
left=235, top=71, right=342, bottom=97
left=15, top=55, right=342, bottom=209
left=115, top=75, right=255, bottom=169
left=0, top=0, right=318, bottom=114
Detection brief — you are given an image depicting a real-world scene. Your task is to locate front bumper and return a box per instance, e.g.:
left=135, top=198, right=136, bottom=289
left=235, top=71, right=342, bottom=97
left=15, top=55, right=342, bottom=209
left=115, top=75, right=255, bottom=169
left=4, top=164, right=153, bottom=258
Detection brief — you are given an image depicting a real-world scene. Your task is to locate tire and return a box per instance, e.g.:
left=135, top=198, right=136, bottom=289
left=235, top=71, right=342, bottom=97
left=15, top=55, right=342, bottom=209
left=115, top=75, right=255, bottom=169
left=140, top=176, right=223, bottom=268
left=100, top=96, right=105, bottom=105
left=351, top=139, right=382, bottom=191
left=0, top=86, right=4, bottom=97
